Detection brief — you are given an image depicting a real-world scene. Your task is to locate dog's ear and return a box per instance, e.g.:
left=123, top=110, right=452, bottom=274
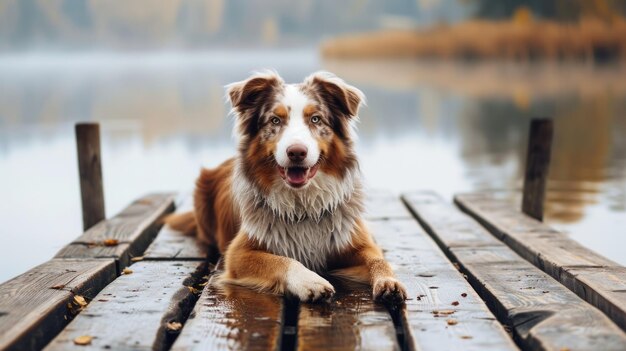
left=305, top=71, right=365, bottom=119
left=226, top=71, right=283, bottom=136
left=227, top=71, right=283, bottom=113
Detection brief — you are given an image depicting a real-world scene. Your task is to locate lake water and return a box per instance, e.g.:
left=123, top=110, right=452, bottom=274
left=1, top=50, right=625, bottom=283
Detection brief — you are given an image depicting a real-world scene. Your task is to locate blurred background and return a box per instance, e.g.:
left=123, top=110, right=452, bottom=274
left=1, top=0, right=625, bottom=283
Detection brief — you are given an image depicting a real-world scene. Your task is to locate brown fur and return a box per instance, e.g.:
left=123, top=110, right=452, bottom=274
left=166, top=71, right=406, bottom=303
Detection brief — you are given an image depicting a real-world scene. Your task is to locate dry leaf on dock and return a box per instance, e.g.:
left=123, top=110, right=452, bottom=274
left=73, top=335, right=92, bottom=345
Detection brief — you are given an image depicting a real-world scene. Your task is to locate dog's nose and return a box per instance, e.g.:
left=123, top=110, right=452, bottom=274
left=287, top=144, right=308, bottom=163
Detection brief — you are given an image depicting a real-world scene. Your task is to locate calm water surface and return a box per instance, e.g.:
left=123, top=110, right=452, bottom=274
left=1, top=50, right=625, bottom=283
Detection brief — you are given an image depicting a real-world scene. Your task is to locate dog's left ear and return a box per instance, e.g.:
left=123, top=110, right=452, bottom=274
left=305, top=71, right=365, bottom=119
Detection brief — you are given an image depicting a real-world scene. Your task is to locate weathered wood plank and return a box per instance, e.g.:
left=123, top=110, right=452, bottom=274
left=455, top=192, right=626, bottom=331
left=522, top=118, right=553, bottom=221
left=368, top=193, right=518, bottom=351
left=144, top=194, right=208, bottom=261
left=404, top=191, right=626, bottom=350
left=297, top=280, right=399, bottom=351
left=365, top=189, right=413, bottom=220
left=45, top=261, right=206, bottom=351
left=75, top=122, right=106, bottom=230
left=0, top=259, right=116, bottom=351
left=55, top=193, right=176, bottom=271
left=171, top=282, right=284, bottom=351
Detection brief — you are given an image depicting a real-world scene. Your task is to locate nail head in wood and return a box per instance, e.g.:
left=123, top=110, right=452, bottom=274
left=75, top=122, right=105, bottom=230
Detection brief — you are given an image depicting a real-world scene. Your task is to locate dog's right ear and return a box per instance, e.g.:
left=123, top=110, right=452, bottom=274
left=227, top=71, right=283, bottom=114
left=226, top=71, right=283, bottom=137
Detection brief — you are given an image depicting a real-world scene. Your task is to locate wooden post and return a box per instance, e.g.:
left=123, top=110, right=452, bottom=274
left=522, top=118, right=553, bottom=221
left=76, top=123, right=105, bottom=230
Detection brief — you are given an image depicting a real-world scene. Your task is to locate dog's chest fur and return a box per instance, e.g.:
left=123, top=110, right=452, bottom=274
left=233, top=161, right=364, bottom=272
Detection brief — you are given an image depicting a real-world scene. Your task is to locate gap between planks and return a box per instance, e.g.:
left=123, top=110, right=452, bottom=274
left=455, top=192, right=626, bottom=332
left=404, top=191, right=626, bottom=351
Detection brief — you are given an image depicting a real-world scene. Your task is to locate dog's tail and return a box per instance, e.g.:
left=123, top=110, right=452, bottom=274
left=164, top=211, right=197, bottom=236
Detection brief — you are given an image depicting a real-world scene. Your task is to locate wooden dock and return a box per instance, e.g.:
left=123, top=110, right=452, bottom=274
left=1, top=120, right=625, bottom=350
left=1, top=190, right=625, bottom=351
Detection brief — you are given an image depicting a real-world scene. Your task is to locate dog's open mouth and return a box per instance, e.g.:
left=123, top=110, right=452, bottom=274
left=278, top=164, right=319, bottom=188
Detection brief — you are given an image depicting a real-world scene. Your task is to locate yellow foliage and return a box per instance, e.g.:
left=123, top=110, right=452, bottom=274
left=513, top=6, right=533, bottom=25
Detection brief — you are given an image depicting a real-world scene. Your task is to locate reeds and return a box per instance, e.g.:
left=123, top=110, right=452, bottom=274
left=321, top=17, right=626, bottom=62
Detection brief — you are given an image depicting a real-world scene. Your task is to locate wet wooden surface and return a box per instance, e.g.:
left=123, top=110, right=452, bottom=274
left=0, top=259, right=116, bottom=351
left=144, top=194, right=208, bottom=261
left=45, top=261, right=207, bottom=351
left=455, top=192, right=626, bottom=332
left=368, top=193, right=518, bottom=351
left=55, top=193, right=176, bottom=271
left=297, top=280, right=399, bottom=351
left=171, top=282, right=285, bottom=351
left=404, top=191, right=626, bottom=350
left=365, top=189, right=413, bottom=220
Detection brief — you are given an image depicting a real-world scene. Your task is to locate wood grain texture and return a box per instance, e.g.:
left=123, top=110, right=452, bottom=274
left=368, top=193, right=518, bottom=351
left=75, top=123, right=105, bottom=230
left=171, top=282, right=284, bottom=351
left=45, top=261, right=206, bottom=351
left=55, top=193, right=176, bottom=271
left=365, top=189, right=413, bottom=220
left=522, top=118, right=553, bottom=221
left=405, top=191, right=626, bottom=350
left=144, top=194, right=208, bottom=261
left=455, top=192, right=626, bottom=331
left=0, top=259, right=116, bottom=351
left=297, top=280, right=399, bottom=351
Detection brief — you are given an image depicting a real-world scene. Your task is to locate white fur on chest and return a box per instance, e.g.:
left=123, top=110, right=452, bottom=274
left=233, top=161, right=364, bottom=272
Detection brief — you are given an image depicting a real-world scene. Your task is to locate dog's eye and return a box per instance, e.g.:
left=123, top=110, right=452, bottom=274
left=311, top=115, right=321, bottom=124
left=271, top=117, right=281, bottom=125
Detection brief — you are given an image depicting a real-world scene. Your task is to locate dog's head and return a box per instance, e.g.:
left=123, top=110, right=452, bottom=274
left=227, top=70, right=364, bottom=191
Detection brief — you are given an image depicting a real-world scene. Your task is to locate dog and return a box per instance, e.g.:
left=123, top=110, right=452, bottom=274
left=167, top=71, right=407, bottom=303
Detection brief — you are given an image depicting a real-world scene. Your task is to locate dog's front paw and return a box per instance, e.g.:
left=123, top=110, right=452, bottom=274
left=286, top=263, right=335, bottom=302
left=373, top=277, right=407, bottom=304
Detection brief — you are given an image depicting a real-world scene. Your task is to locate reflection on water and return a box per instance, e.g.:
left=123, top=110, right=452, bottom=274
left=1, top=51, right=625, bottom=282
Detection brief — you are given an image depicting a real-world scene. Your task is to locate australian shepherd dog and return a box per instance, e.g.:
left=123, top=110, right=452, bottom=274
left=167, top=71, right=407, bottom=303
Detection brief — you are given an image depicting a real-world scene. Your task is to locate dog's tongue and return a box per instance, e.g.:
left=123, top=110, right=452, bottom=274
left=286, top=167, right=308, bottom=185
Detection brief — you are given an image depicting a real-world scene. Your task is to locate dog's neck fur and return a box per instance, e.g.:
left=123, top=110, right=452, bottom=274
left=232, top=158, right=364, bottom=272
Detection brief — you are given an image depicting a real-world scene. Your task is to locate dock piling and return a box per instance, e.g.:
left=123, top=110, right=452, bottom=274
left=75, top=122, right=105, bottom=230
left=522, top=118, right=553, bottom=221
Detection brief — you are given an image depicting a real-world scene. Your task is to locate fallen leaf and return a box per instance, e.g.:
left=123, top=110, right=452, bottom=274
left=461, top=335, right=473, bottom=339
left=559, top=348, right=570, bottom=351
left=73, top=335, right=92, bottom=345
left=461, top=293, right=467, bottom=298
left=451, top=301, right=460, bottom=306
left=122, top=268, right=133, bottom=275
left=103, top=239, right=119, bottom=246
left=97, top=299, right=109, bottom=302
left=437, top=310, right=455, bottom=315
left=447, top=318, right=458, bottom=326
left=74, top=295, right=88, bottom=307
left=167, top=321, right=182, bottom=331
left=50, top=284, right=66, bottom=290
left=131, top=256, right=144, bottom=262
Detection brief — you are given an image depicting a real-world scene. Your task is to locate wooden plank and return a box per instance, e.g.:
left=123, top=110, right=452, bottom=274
left=368, top=193, right=518, bottom=351
left=75, top=122, right=106, bottom=230
left=0, top=259, right=116, bottom=351
left=455, top=192, right=626, bottom=331
left=55, top=193, right=176, bottom=271
left=522, top=118, right=553, bottom=221
left=365, top=189, right=413, bottom=220
left=297, top=280, right=399, bottom=351
left=45, top=261, right=207, bottom=351
left=144, top=194, right=208, bottom=261
left=404, top=191, right=626, bottom=350
left=171, top=281, right=285, bottom=351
